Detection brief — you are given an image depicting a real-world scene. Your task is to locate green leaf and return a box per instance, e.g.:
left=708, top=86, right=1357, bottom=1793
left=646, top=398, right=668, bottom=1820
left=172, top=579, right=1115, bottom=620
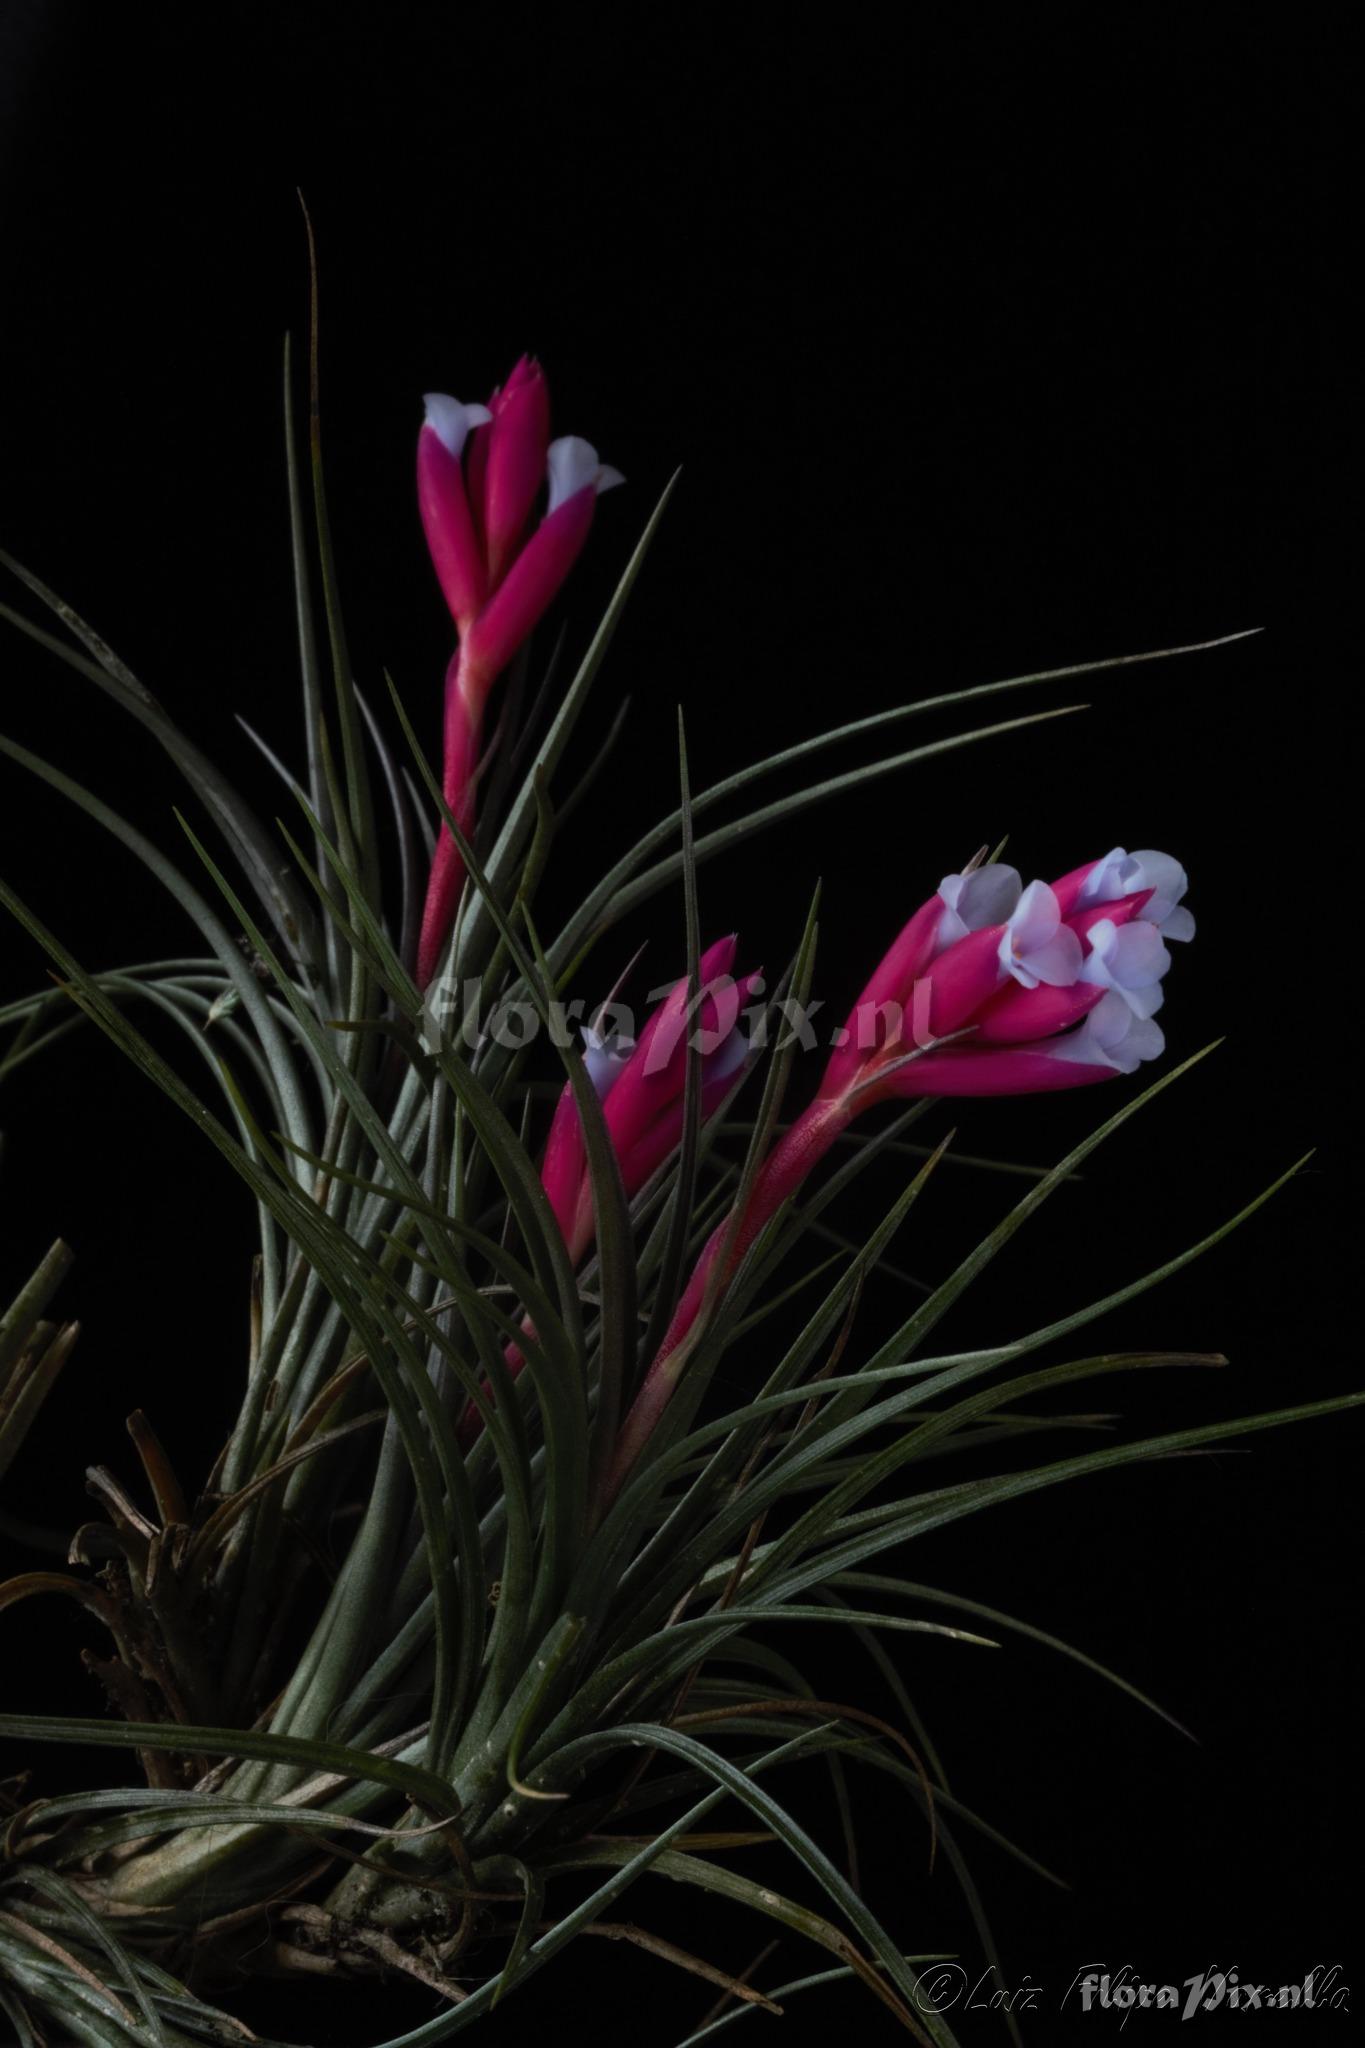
left=0, top=554, right=316, bottom=974
left=0, top=1712, right=462, bottom=1817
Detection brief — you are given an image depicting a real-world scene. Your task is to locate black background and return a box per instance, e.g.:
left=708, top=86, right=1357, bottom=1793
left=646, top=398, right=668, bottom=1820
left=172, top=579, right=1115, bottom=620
left=0, top=6, right=1356, bottom=2044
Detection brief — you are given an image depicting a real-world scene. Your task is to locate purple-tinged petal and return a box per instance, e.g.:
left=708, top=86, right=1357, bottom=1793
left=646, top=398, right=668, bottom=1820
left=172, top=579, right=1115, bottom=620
left=1000, top=881, right=1084, bottom=989
left=935, top=862, right=1022, bottom=951
left=1080, top=917, right=1171, bottom=1016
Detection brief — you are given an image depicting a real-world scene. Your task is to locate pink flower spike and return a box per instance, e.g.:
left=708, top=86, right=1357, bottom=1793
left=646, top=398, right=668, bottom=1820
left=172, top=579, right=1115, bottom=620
left=972, top=977, right=1106, bottom=1045
left=463, top=434, right=623, bottom=681
left=618, top=937, right=738, bottom=1094
left=820, top=893, right=945, bottom=1098
left=821, top=862, right=1022, bottom=1099
left=465, top=420, right=491, bottom=543
left=415, top=657, right=481, bottom=988
left=417, top=395, right=491, bottom=632
left=612, top=1011, right=756, bottom=1197
left=650, top=937, right=743, bottom=1072
left=545, top=940, right=753, bottom=1269
left=603, top=1094, right=850, bottom=1497
left=602, top=841, right=1195, bottom=1500
left=416, top=824, right=470, bottom=991
left=877, top=1039, right=1120, bottom=1097
left=600, top=944, right=734, bottom=1171
left=462, top=485, right=597, bottom=687
left=917, top=925, right=1012, bottom=1038
left=540, top=1084, right=588, bottom=1250
left=484, top=358, right=552, bottom=588
left=540, top=1021, right=633, bottom=1257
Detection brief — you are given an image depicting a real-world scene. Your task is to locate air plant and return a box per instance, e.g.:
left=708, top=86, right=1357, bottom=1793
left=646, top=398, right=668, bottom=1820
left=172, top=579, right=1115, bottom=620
left=0, top=308, right=1356, bottom=2048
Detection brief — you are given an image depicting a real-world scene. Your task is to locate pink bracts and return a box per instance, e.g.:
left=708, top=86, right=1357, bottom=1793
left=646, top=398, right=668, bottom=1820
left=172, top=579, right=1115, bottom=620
left=415, top=360, right=622, bottom=987
left=604, top=847, right=1194, bottom=1494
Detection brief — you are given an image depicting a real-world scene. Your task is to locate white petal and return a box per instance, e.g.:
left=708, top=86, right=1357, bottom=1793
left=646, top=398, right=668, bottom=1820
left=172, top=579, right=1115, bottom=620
left=422, top=393, right=492, bottom=457
left=1094, top=996, right=1161, bottom=1072
left=546, top=435, right=622, bottom=512
left=581, top=1024, right=632, bottom=1098
left=1130, top=848, right=1188, bottom=923
left=1124, top=982, right=1166, bottom=1021
left=1076, top=847, right=1137, bottom=906
left=1090, top=991, right=1131, bottom=1048
left=1045, top=994, right=1125, bottom=1068
left=1042, top=1028, right=1112, bottom=1068
left=1104, top=920, right=1171, bottom=991
left=957, top=862, right=1022, bottom=928
left=1162, top=904, right=1197, bottom=942
left=1080, top=918, right=1117, bottom=978
left=1018, top=925, right=1085, bottom=987
left=1000, top=881, right=1081, bottom=988
left=1046, top=989, right=1164, bottom=1073
left=937, top=862, right=1020, bottom=949
left=1009, top=879, right=1062, bottom=952
left=1081, top=919, right=1171, bottom=1016
left=1123, top=1012, right=1167, bottom=1066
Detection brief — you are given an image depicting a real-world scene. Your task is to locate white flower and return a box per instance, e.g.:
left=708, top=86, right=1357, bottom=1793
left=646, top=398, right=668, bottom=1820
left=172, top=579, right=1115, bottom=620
left=1079, top=917, right=1171, bottom=1019
left=422, top=393, right=492, bottom=457
left=1045, top=990, right=1166, bottom=1074
left=581, top=1023, right=632, bottom=1099
left=935, top=862, right=1021, bottom=952
left=546, top=436, right=626, bottom=513
left=1075, top=846, right=1142, bottom=907
left=1129, top=848, right=1195, bottom=941
left=999, top=880, right=1085, bottom=989
left=1078, top=845, right=1195, bottom=942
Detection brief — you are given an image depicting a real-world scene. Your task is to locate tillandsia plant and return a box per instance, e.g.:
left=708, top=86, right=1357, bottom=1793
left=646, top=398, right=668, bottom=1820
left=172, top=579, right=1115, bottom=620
left=0, top=300, right=1358, bottom=2048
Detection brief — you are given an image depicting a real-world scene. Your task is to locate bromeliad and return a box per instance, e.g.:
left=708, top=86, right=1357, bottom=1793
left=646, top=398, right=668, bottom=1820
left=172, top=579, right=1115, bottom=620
left=415, top=359, right=623, bottom=986
left=461, top=939, right=758, bottom=1442
left=543, top=935, right=761, bottom=1263
left=606, top=847, right=1194, bottom=1491
left=7, top=289, right=1340, bottom=2048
